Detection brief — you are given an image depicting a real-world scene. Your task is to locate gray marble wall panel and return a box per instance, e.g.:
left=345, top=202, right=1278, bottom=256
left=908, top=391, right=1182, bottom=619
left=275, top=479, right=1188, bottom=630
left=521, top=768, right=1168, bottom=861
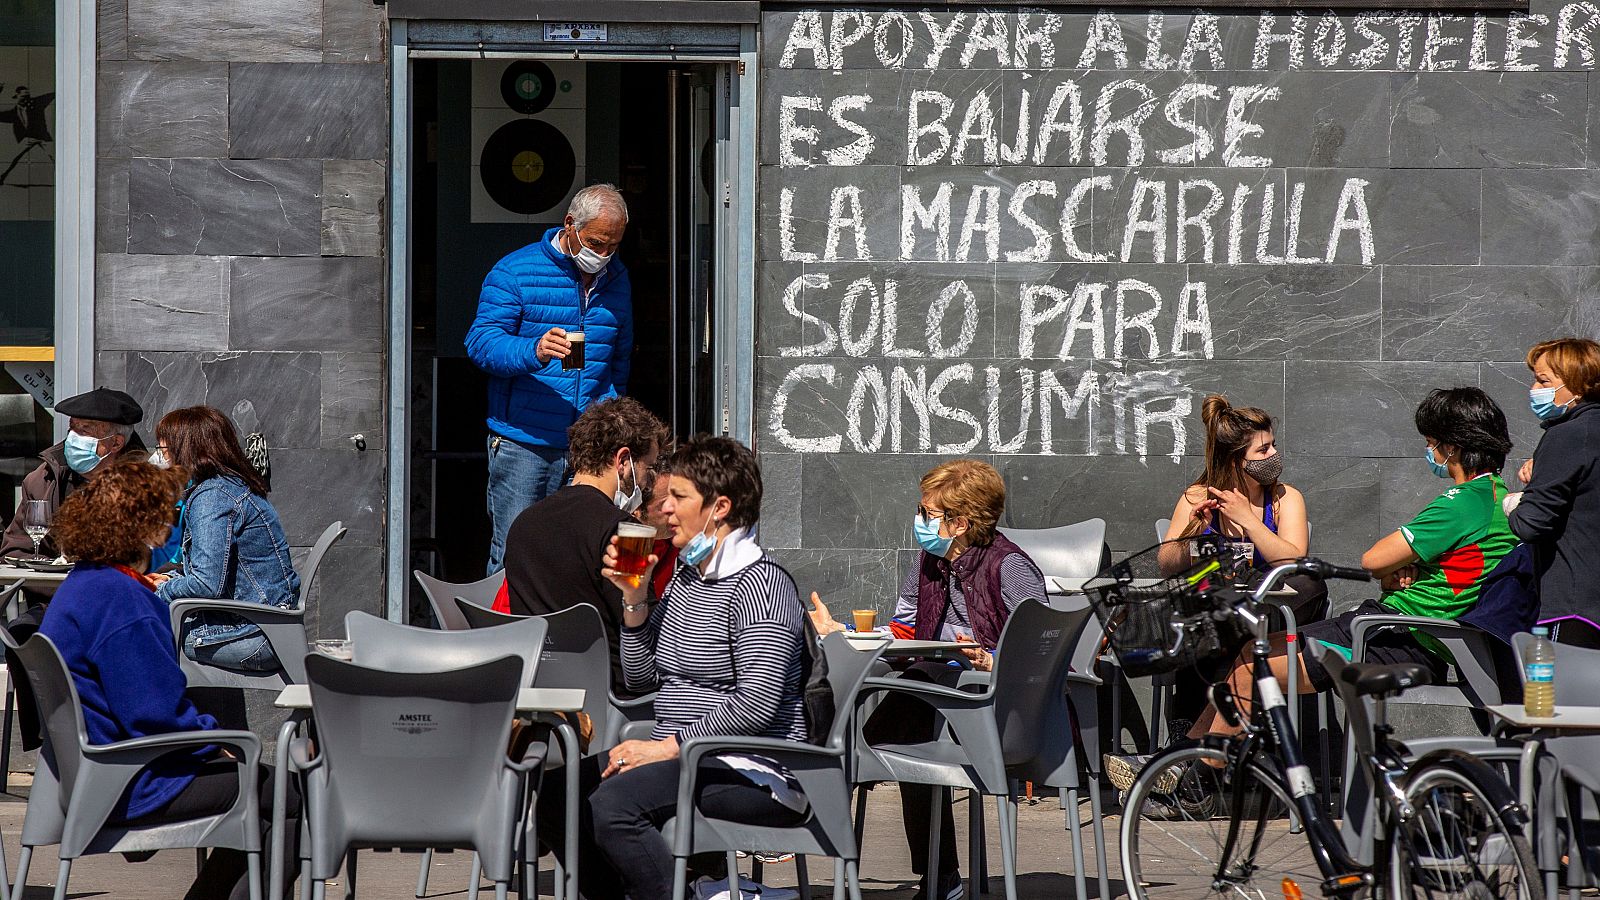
left=127, top=158, right=322, bottom=256
left=768, top=548, right=903, bottom=615
left=757, top=452, right=803, bottom=549
left=97, top=254, right=229, bottom=350
left=321, top=160, right=384, bottom=257
left=1286, top=361, right=1480, bottom=458
left=1382, top=266, right=1600, bottom=361
left=1481, top=169, right=1600, bottom=266
left=1390, top=73, right=1590, bottom=168
left=127, top=0, right=321, bottom=62
left=269, top=449, right=384, bottom=547
left=99, top=62, right=229, bottom=159
left=119, top=350, right=323, bottom=448
left=323, top=0, right=386, bottom=64
left=321, top=352, right=383, bottom=450
left=98, top=0, right=128, bottom=60
left=96, top=160, right=129, bottom=254
left=229, top=256, right=383, bottom=352
left=229, top=64, right=386, bottom=160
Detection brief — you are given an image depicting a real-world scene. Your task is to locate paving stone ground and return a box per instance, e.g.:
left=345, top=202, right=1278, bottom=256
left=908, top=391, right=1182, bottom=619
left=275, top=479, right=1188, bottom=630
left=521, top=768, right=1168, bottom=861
left=0, top=783, right=1177, bottom=899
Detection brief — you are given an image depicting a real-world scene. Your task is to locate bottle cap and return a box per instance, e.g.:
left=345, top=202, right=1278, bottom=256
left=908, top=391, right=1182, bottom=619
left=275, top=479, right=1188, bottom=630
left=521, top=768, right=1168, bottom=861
left=1533, top=626, right=1550, bottom=637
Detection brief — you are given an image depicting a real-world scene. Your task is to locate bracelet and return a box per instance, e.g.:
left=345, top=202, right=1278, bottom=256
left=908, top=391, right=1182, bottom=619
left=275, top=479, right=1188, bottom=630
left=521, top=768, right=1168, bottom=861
left=623, top=599, right=650, bottom=614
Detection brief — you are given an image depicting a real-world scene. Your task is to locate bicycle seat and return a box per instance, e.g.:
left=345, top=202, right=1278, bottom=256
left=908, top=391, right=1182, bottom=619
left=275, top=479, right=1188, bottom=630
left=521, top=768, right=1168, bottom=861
left=1338, top=661, right=1432, bottom=697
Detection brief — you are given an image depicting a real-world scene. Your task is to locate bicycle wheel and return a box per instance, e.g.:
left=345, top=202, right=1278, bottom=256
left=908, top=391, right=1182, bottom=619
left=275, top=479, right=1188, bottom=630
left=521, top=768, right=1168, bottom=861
left=1388, top=760, right=1543, bottom=900
left=1122, top=744, right=1319, bottom=899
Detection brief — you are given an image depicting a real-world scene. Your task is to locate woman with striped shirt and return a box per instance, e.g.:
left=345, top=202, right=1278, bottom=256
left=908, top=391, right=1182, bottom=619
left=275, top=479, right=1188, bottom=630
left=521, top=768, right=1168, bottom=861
left=538, top=435, right=808, bottom=899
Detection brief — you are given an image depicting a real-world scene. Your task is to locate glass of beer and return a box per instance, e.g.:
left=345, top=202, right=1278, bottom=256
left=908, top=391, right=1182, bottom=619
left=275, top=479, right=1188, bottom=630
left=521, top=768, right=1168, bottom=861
left=614, top=521, right=656, bottom=588
left=852, top=609, right=877, bottom=632
left=563, top=331, right=586, bottom=370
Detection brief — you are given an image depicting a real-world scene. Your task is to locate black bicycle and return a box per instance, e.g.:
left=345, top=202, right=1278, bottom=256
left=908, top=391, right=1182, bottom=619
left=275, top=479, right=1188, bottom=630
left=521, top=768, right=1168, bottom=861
left=1094, top=541, right=1541, bottom=899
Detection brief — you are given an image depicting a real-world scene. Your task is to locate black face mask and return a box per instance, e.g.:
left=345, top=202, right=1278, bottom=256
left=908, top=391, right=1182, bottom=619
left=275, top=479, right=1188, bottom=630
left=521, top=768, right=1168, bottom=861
left=1243, top=453, right=1284, bottom=486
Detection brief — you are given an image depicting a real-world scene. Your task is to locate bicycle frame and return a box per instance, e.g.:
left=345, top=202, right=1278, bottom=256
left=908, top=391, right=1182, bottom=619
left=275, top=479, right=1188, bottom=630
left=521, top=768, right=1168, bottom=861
left=1211, top=563, right=1387, bottom=897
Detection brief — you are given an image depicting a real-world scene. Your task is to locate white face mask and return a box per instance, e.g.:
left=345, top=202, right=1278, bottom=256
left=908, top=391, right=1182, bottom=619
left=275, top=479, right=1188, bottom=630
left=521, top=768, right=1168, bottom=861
left=613, top=457, right=642, bottom=514
left=567, top=226, right=612, bottom=274
left=149, top=449, right=171, bottom=469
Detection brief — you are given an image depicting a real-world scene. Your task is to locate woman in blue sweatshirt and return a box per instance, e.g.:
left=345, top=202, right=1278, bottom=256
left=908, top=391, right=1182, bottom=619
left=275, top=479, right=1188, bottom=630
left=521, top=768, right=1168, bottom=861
left=41, top=459, right=295, bottom=900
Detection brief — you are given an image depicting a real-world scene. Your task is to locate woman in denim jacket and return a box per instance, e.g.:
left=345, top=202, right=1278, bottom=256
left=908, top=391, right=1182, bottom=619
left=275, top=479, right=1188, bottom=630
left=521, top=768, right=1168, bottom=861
left=151, top=406, right=300, bottom=671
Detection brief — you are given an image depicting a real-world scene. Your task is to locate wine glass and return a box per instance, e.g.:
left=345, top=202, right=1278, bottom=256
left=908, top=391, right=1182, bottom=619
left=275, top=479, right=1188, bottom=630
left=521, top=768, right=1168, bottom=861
left=21, top=500, right=50, bottom=558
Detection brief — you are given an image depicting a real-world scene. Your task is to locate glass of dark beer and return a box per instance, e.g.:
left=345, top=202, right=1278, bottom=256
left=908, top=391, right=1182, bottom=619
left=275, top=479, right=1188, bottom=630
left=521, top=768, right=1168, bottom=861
left=563, top=331, right=586, bottom=370
left=614, top=521, right=656, bottom=588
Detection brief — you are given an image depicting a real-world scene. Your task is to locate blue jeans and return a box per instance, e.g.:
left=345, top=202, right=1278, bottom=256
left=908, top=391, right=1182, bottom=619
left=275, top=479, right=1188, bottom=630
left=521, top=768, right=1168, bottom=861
left=487, top=434, right=569, bottom=573
left=181, top=618, right=282, bottom=672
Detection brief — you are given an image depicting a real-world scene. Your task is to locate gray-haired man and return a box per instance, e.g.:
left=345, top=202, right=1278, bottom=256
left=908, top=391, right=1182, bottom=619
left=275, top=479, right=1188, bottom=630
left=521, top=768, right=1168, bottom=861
left=466, top=184, right=635, bottom=573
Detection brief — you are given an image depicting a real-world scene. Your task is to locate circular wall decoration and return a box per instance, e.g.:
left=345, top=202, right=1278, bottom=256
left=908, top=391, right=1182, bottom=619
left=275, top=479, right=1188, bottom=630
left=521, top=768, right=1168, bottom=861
left=478, top=118, right=577, bottom=215
left=499, top=61, right=557, bottom=114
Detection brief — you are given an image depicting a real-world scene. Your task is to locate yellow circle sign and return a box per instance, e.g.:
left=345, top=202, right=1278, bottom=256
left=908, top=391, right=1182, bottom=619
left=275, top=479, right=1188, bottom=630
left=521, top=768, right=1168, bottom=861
left=511, top=150, right=546, bottom=184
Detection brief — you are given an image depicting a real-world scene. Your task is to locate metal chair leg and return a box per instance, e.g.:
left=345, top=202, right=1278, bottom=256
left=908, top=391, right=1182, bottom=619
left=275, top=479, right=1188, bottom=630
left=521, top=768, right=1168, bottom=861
left=796, top=856, right=810, bottom=898
left=852, top=786, right=869, bottom=845
left=51, top=859, right=71, bottom=900
left=468, top=853, right=482, bottom=900
left=925, top=787, right=944, bottom=900
left=1065, top=788, right=1088, bottom=900
left=967, top=790, right=982, bottom=900
left=312, top=880, right=326, bottom=900
left=415, top=848, right=432, bottom=898
left=248, top=850, right=263, bottom=900
left=198, top=847, right=208, bottom=875
left=726, top=850, right=741, bottom=898
left=832, top=858, right=846, bottom=900
left=11, top=845, right=29, bottom=900
left=671, top=855, right=689, bottom=900
left=1089, top=776, right=1111, bottom=900
left=997, top=797, right=1019, bottom=900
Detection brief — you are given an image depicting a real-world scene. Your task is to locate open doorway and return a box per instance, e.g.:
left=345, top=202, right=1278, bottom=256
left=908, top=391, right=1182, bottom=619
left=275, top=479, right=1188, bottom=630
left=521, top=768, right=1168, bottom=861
left=407, top=58, right=725, bottom=602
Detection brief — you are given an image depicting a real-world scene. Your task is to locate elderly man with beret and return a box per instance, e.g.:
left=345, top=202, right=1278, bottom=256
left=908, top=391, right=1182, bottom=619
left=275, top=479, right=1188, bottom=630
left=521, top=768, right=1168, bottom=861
left=1, top=387, right=147, bottom=559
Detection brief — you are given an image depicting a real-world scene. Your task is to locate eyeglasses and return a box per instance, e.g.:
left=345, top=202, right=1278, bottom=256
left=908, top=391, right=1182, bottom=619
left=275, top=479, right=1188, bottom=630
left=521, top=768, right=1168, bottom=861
left=916, top=505, right=946, bottom=521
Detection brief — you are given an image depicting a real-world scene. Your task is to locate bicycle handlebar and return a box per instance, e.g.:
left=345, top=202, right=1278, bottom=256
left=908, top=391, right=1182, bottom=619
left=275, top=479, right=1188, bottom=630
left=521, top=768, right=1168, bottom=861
left=1250, top=558, right=1369, bottom=605
left=1300, top=558, right=1371, bottom=583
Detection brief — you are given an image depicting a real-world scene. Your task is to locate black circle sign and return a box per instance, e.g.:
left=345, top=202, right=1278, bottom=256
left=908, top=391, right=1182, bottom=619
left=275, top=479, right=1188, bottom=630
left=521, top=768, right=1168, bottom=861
left=500, top=61, right=556, bottom=114
left=479, top=118, right=576, bottom=215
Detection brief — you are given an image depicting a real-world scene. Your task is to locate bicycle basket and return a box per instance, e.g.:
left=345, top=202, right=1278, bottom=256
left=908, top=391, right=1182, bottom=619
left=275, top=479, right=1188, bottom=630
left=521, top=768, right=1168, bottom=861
left=1084, top=536, right=1249, bottom=677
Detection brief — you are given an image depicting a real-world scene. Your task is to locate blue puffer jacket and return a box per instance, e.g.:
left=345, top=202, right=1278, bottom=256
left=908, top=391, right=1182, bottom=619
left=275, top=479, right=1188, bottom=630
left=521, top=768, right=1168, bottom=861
left=465, top=228, right=634, bottom=448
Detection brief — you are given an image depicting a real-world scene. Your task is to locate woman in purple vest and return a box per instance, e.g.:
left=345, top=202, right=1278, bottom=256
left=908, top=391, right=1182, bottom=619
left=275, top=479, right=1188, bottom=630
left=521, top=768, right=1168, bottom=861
left=865, top=458, right=1045, bottom=900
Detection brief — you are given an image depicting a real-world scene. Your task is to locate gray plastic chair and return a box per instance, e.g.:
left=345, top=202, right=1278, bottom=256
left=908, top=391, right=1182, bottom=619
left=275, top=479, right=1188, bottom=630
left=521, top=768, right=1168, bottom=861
left=292, top=653, right=536, bottom=900
left=169, top=520, right=347, bottom=691
left=525, top=603, right=656, bottom=751
left=455, top=596, right=525, bottom=630
left=12, top=633, right=264, bottom=900
left=1002, top=519, right=1108, bottom=581
left=414, top=570, right=505, bottom=631
left=662, top=633, right=885, bottom=900
left=854, top=600, right=1106, bottom=900
left=341, top=610, right=549, bottom=900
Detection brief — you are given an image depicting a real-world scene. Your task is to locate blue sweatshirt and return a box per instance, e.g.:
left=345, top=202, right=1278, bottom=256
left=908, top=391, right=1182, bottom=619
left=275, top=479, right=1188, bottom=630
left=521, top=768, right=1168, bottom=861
left=40, top=563, right=217, bottom=821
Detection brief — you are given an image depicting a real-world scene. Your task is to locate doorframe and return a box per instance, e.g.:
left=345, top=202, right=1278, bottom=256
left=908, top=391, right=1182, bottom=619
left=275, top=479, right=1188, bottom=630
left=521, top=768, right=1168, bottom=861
left=384, top=25, right=760, bottom=620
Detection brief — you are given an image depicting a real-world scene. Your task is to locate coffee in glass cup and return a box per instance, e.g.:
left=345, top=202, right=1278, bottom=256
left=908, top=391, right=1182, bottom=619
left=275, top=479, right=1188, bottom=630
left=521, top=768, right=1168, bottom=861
left=851, top=609, right=878, bottom=632
left=614, top=521, right=657, bottom=588
left=563, top=331, right=586, bottom=370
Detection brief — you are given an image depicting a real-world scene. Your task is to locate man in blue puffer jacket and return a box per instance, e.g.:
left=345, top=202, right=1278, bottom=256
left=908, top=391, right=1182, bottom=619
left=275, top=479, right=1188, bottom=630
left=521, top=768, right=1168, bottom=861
left=467, top=184, right=634, bottom=572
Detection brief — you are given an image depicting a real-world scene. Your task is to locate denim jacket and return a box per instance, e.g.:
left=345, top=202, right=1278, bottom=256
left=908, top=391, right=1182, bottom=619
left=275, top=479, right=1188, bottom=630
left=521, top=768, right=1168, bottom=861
left=156, top=475, right=300, bottom=648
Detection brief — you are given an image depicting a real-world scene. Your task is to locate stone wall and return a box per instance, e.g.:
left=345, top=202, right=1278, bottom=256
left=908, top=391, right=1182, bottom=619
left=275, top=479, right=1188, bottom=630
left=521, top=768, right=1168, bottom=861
left=92, top=0, right=390, bottom=635
left=756, top=5, right=1600, bottom=614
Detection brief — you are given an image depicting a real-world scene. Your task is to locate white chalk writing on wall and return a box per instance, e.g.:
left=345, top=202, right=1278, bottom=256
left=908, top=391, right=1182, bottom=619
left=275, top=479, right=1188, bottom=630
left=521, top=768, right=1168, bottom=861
left=763, top=7, right=1586, bottom=460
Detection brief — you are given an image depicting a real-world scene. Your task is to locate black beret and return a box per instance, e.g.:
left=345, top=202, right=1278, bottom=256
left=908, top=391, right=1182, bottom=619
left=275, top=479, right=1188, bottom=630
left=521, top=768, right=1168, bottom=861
left=54, top=387, right=144, bottom=426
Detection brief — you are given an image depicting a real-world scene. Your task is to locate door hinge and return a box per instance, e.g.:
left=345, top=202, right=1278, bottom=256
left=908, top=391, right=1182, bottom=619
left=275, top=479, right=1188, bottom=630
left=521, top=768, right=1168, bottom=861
left=737, top=60, right=746, bottom=76
left=722, top=181, right=732, bottom=207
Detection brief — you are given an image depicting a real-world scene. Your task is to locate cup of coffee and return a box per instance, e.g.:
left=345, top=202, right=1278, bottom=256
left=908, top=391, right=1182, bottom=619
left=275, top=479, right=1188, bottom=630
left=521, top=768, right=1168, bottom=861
left=614, top=521, right=657, bottom=588
left=311, top=639, right=354, bottom=661
left=563, top=331, right=586, bottom=370
left=852, top=609, right=878, bottom=632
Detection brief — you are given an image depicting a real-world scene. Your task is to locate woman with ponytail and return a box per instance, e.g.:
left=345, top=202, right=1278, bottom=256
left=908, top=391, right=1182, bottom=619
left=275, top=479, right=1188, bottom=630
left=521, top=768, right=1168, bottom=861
left=1152, top=395, right=1325, bottom=748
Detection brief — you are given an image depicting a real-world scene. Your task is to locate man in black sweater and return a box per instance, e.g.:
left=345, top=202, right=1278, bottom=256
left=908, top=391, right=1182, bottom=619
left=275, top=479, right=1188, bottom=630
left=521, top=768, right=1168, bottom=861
left=503, top=396, right=666, bottom=694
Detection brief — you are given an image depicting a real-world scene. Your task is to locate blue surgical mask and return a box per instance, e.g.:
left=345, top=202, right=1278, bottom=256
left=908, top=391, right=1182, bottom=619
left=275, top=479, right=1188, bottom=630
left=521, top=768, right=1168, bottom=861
left=1530, top=386, right=1570, bottom=421
left=63, top=430, right=105, bottom=475
left=914, top=514, right=953, bottom=558
left=1425, top=443, right=1453, bottom=479
left=681, top=515, right=719, bottom=566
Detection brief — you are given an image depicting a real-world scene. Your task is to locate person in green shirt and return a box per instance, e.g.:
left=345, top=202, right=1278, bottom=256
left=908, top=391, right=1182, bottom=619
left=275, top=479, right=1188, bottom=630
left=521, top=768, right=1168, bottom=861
left=1105, top=387, right=1515, bottom=805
